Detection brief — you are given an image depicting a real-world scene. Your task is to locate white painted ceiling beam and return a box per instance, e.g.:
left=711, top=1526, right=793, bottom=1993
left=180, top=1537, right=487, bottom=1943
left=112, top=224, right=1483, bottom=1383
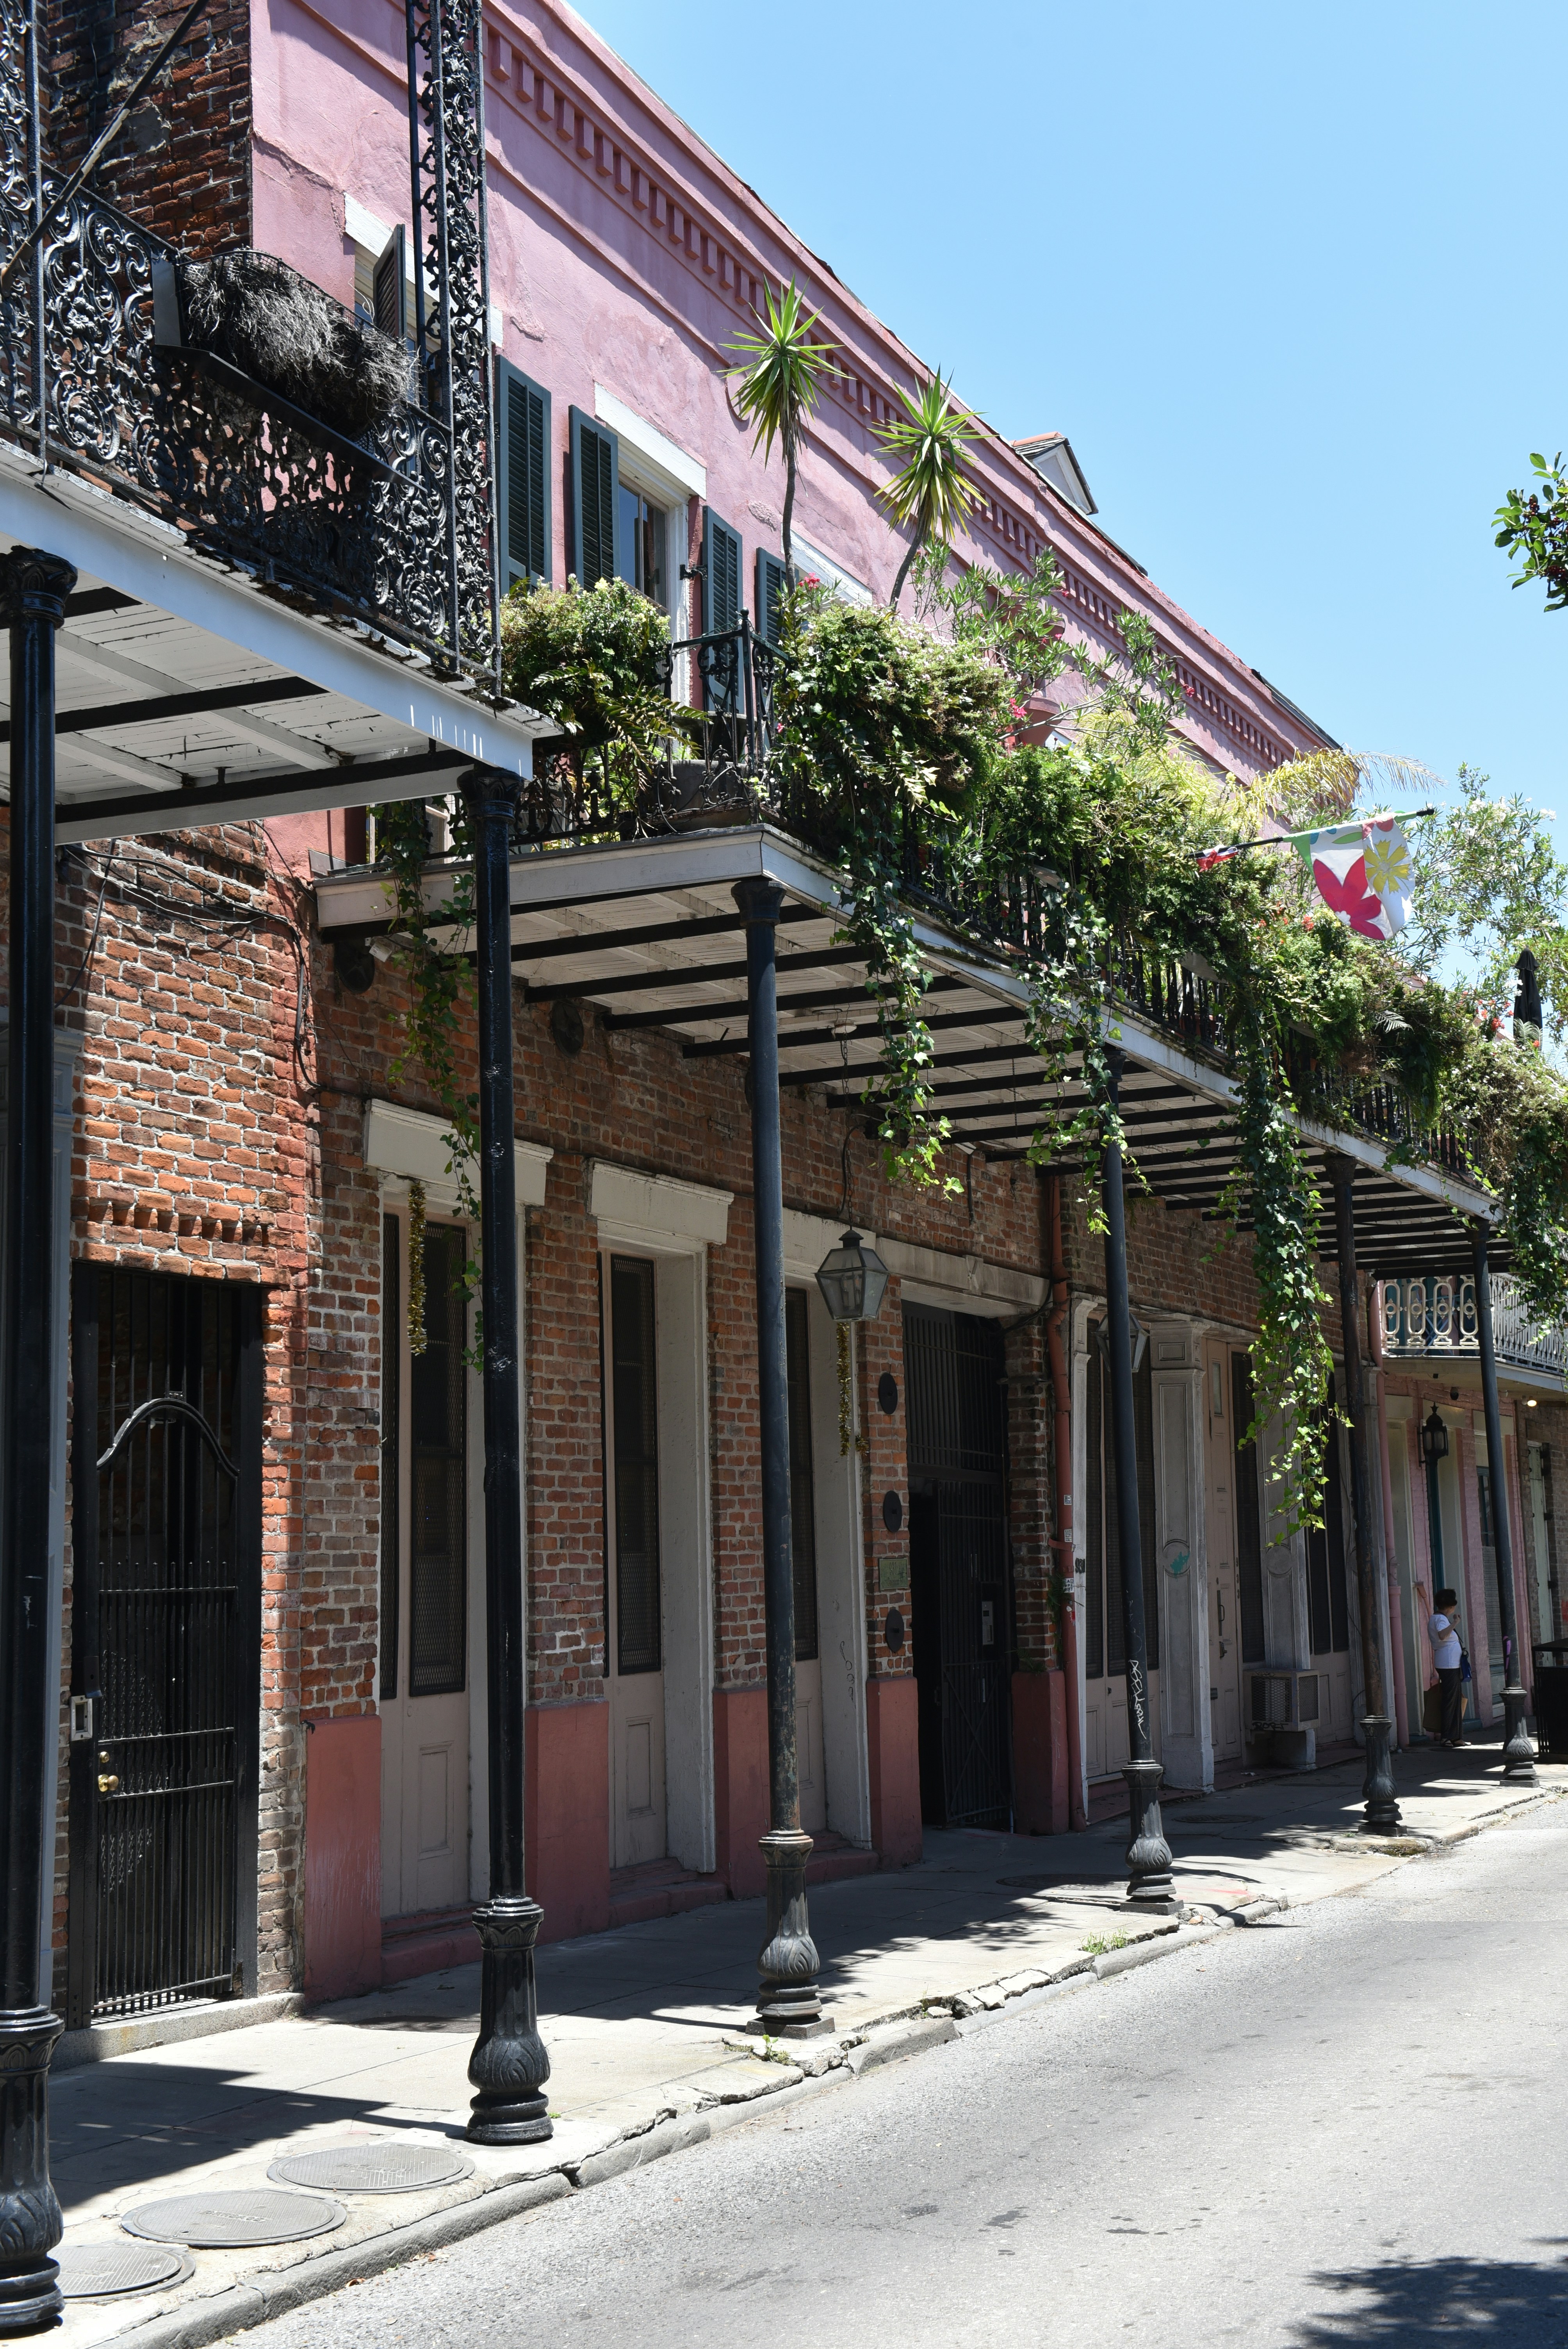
left=59, top=631, right=340, bottom=771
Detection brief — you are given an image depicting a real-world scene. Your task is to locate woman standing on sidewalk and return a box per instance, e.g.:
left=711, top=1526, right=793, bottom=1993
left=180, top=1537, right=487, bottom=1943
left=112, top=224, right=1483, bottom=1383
left=1429, top=1587, right=1469, bottom=1749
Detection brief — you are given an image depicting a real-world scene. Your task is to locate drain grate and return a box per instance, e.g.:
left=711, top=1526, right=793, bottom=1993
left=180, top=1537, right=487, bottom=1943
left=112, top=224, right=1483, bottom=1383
left=121, top=2189, right=346, bottom=2248
left=268, top=2142, right=474, bottom=2194
left=58, top=2242, right=192, bottom=2300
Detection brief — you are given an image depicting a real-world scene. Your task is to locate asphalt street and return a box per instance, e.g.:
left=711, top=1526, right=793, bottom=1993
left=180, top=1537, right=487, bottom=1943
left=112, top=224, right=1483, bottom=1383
left=237, top=1806, right=1568, bottom=2348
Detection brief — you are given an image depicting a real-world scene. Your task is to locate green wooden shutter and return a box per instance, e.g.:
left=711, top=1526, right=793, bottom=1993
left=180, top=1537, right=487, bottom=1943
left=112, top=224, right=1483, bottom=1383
left=372, top=226, right=406, bottom=341
left=496, top=360, right=551, bottom=588
left=702, top=508, right=742, bottom=636
left=755, top=549, right=786, bottom=649
left=570, top=406, right=618, bottom=587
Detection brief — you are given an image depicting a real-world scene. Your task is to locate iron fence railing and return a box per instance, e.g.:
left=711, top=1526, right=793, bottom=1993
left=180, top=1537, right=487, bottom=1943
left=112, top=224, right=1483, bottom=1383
left=0, top=0, right=498, bottom=683
left=1383, top=1275, right=1568, bottom=1380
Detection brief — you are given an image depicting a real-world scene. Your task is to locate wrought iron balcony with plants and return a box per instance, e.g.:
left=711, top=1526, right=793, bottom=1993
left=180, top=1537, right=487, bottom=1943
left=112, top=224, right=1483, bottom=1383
left=0, top=0, right=499, bottom=684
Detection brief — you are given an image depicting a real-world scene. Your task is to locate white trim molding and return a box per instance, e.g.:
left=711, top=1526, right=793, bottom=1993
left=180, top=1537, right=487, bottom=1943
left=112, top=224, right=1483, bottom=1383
left=365, top=1099, right=552, bottom=1208
left=880, top=1235, right=1046, bottom=1319
left=593, top=386, right=706, bottom=503
left=588, top=1160, right=731, bottom=1247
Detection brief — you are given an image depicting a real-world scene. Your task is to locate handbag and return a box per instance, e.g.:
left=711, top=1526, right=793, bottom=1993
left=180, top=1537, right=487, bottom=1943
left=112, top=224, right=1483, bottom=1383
left=1460, top=1647, right=1472, bottom=1685
left=1422, top=1682, right=1444, bottom=1735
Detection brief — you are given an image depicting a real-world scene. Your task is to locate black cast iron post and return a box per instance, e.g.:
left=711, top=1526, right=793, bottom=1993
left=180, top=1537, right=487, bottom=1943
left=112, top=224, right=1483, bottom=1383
left=461, top=768, right=551, bottom=2142
left=0, top=546, right=75, bottom=2337
left=1326, top=1155, right=1401, bottom=1832
left=1101, top=1050, right=1174, bottom=1909
left=1471, top=1224, right=1536, bottom=1782
left=734, top=876, right=827, bottom=2034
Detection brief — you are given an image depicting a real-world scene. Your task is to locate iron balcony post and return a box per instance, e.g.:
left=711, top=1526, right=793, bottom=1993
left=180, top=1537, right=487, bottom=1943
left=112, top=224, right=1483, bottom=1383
left=734, top=875, right=829, bottom=2035
left=1471, top=1224, right=1537, bottom=1782
left=0, top=545, right=75, bottom=2337
left=739, top=610, right=756, bottom=772
left=1326, top=1155, right=1401, bottom=1832
left=1101, top=1049, right=1174, bottom=1910
left=461, top=767, right=552, bottom=2144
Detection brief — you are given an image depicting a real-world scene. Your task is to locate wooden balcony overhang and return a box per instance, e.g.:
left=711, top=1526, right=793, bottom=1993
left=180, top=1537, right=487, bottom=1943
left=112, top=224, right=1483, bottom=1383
left=315, top=822, right=1502, bottom=1283
left=0, top=464, right=552, bottom=841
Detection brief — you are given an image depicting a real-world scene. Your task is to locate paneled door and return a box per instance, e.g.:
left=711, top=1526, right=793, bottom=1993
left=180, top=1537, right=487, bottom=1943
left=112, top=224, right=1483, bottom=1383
left=1201, top=1340, right=1245, bottom=1768
left=786, top=1288, right=827, bottom=1834
left=1082, top=1323, right=1161, bottom=1782
left=604, top=1255, right=667, bottom=1869
left=380, top=1217, right=471, bottom=1919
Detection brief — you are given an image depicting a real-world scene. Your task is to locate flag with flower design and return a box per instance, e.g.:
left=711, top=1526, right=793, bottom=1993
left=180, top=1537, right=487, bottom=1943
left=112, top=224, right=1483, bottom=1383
left=1294, top=816, right=1413, bottom=939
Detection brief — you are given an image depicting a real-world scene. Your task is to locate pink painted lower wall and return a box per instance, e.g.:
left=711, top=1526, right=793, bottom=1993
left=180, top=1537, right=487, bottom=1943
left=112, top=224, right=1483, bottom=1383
left=526, top=1699, right=611, bottom=1942
left=1011, top=1668, right=1069, bottom=1836
left=866, top=1677, right=922, bottom=1866
left=713, top=1688, right=769, bottom=1898
left=303, top=1714, right=382, bottom=2000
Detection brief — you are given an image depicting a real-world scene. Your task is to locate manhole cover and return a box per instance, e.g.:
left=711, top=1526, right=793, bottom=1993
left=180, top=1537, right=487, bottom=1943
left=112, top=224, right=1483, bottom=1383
left=269, top=2142, right=474, bottom=2194
left=58, top=2241, right=192, bottom=2300
left=121, top=2189, right=346, bottom=2247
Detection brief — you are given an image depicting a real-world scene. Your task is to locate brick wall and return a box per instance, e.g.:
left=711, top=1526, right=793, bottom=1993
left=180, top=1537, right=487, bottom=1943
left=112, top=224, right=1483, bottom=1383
left=44, top=0, right=252, bottom=255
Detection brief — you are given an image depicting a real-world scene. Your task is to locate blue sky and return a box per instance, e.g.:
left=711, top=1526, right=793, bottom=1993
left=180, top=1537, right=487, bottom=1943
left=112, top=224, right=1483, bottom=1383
left=578, top=0, right=1564, bottom=820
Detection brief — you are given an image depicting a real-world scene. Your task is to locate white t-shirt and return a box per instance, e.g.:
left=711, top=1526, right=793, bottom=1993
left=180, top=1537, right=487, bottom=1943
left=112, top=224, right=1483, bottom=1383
left=1428, top=1611, right=1461, bottom=1671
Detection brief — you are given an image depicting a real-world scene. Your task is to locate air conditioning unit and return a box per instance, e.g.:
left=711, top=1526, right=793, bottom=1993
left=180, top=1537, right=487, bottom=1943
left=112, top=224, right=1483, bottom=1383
left=1248, top=1670, right=1322, bottom=1733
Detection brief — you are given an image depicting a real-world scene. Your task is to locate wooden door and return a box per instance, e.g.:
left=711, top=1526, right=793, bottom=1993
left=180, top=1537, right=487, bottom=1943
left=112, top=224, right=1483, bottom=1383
left=604, top=1255, right=667, bottom=1870
left=1201, top=1340, right=1244, bottom=1766
left=380, top=1217, right=471, bottom=1919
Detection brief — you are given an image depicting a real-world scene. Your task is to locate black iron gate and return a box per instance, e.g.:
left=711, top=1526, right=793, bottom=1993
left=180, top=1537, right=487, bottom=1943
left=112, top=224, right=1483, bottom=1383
left=67, top=1267, right=262, bottom=2026
left=904, top=1304, right=1012, bottom=1829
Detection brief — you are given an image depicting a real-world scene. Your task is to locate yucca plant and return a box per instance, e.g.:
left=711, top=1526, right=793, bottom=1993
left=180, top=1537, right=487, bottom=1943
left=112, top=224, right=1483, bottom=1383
left=877, top=370, right=980, bottom=610
left=729, top=279, right=834, bottom=586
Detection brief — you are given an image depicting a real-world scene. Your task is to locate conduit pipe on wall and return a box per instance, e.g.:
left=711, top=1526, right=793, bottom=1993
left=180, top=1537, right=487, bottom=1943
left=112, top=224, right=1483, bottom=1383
left=1367, top=1284, right=1410, bottom=1750
left=1044, top=1172, right=1089, bottom=1829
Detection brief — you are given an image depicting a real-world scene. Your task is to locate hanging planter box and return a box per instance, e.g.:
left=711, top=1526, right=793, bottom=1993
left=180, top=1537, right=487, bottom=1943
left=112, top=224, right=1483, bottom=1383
left=151, top=248, right=413, bottom=440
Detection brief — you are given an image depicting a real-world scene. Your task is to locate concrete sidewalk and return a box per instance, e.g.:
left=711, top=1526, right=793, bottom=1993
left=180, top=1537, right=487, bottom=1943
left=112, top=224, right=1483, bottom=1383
left=51, top=1741, right=1564, bottom=2348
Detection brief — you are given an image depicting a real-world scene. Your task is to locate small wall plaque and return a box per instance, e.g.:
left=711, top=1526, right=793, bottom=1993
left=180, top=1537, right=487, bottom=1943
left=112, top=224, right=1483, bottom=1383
left=877, top=1554, right=907, bottom=1592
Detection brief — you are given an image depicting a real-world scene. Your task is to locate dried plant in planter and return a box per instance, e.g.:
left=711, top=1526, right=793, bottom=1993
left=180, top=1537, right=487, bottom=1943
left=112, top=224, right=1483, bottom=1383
left=177, top=249, right=412, bottom=437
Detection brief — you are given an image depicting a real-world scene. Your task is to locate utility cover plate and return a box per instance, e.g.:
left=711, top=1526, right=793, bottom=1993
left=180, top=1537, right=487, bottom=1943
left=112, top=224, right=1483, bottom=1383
left=268, top=2142, right=474, bottom=2194
left=58, top=2241, right=193, bottom=2300
left=121, top=2189, right=346, bottom=2247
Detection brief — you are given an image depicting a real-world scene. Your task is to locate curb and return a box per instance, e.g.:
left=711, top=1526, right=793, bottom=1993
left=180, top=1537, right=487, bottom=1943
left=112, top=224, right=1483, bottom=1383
left=88, top=1786, right=1560, bottom=2347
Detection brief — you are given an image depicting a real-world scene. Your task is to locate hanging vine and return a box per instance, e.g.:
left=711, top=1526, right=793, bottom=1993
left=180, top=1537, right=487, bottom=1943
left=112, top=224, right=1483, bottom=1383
left=406, top=1177, right=428, bottom=1358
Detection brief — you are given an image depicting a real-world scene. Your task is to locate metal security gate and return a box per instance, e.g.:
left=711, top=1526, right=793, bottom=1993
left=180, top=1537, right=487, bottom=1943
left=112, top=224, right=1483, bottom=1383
left=905, top=1304, right=1013, bottom=1829
left=67, top=1268, right=262, bottom=2026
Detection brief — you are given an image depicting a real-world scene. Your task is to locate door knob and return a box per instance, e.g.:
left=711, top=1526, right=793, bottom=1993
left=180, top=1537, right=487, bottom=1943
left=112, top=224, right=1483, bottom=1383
left=97, top=1773, right=119, bottom=1794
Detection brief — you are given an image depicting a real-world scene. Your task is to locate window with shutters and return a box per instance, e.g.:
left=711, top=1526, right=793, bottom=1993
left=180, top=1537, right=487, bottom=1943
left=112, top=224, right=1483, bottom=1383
left=570, top=406, right=619, bottom=588
left=755, top=549, right=787, bottom=649
left=496, top=360, right=551, bottom=588
left=702, top=508, right=742, bottom=636
left=372, top=227, right=408, bottom=343
left=615, top=482, right=670, bottom=608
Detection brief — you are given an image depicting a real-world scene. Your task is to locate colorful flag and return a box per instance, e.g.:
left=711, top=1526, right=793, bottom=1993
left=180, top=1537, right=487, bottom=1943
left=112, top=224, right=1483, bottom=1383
left=1297, top=817, right=1413, bottom=939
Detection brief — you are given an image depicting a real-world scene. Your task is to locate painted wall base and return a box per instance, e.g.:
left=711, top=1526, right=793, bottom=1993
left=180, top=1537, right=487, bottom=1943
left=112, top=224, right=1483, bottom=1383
left=1011, top=1668, right=1070, bottom=1836
left=526, top=1699, right=611, bottom=1942
left=303, top=1714, right=382, bottom=2000
left=713, top=1687, right=769, bottom=1898
left=866, top=1676, right=922, bottom=1866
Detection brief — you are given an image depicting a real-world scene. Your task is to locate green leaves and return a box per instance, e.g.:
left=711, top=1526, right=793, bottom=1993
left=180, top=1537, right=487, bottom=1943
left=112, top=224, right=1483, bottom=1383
left=1495, top=451, right=1568, bottom=610
left=498, top=576, right=689, bottom=802
left=875, top=370, right=981, bottom=608
left=729, top=279, right=834, bottom=583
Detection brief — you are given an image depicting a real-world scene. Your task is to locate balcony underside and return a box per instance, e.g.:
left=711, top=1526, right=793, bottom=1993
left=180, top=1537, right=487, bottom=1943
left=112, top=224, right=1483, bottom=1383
left=316, top=824, right=1502, bottom=1283
left=0, top=468, right=550, bottom=836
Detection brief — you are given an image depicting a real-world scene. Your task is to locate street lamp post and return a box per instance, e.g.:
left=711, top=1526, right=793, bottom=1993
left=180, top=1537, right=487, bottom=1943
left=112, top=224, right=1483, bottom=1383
left=1326, top=1155, right=1401, bottom=1834
left=0, top=545, right=76, bottom=2337
left=461, top=768, right=552, bottom=2143
left=1470, top=1225, right=1536, bottom=1783
left=1100, top=1050, right=1175, bottom=1910
left=735, top=877, right=830, bottom=2035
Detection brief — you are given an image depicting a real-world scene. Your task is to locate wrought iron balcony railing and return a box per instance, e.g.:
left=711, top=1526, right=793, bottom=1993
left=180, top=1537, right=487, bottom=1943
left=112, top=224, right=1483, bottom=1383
left=1383, top=1276, right=1568, bottom=1382
left=0, top=0, right=498, bottom=684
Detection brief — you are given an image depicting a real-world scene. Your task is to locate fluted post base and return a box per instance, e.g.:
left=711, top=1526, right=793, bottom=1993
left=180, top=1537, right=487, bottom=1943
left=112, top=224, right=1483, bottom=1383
left=1501, top=1683, right=1538, bottom=1783
left=1358, top=1713, right=1402, bottom=1833
left=1121, top=1759, right=1177, bottom=1911
left=750, top=1830, right=832, bottom=2037
left=0, top=2009, right=63, bottom=2337
left=465, top=1899, right=552, bottom=2144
